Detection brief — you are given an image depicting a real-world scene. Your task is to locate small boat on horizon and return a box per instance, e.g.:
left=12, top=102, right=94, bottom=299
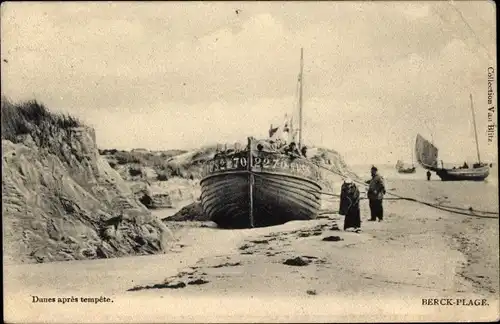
left=396, top=145, right=416, bottom=174
left=396, top=140, right=416, bottom=174
left=415, top=94, right=490, bottom=181
left=396, top=161, right=416, bottom=174
left=199, top=49, right=323, bottom=228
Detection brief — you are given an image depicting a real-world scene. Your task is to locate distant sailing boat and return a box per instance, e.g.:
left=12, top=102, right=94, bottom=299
left=415, top=94, right=490, bottom=181
left=199, top=48, right=323, bottom=228
left=396, top=144, right=416, bottom=174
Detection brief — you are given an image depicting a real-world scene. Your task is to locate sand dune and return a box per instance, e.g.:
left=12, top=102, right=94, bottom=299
left=1, top=100, right=170, bottom=264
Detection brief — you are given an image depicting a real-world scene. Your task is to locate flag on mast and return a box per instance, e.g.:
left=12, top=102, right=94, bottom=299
left=269, top=124, right=279, bottom=138
left=283, top=114, right=295, bottom=144
left=283, top=114, right=290, bottom=133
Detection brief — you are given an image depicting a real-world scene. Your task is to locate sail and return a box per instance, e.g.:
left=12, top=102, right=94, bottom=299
left=415, top=134, right=439, bottom=170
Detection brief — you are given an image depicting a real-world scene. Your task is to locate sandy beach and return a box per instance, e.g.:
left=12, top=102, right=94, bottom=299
left=4, top=176, right=499, bottom=322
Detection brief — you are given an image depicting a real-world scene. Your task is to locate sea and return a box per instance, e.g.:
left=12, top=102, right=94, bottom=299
left=348, top=163, right=498, bottom=214
left=349, top=163, right=498, bottom=186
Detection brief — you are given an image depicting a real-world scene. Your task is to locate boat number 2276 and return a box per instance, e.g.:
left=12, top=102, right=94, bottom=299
left=205, top=156, right=305, bottom=173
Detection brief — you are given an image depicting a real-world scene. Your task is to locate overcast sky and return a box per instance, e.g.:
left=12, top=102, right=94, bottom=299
left=1, top=1, right=497, bottom=164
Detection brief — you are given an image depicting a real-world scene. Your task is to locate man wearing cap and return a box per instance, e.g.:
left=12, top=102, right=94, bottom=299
left=367, top=166, right=386, bottom=222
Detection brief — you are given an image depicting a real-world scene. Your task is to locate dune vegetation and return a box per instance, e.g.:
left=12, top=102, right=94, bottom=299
left=2, top=98, right=171, bottom=264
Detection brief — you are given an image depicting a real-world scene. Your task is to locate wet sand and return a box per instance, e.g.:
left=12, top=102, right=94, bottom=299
left=4, top=179, right=499, bottom=322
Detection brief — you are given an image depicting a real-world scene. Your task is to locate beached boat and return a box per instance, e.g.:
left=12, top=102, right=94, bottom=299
left=200, top=49, right=323, bottom=228
left=415, top=94, right=490, bottom=181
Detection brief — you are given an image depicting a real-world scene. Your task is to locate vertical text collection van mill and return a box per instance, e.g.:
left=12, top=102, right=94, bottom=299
left=487, top=67, right=496, bottom=143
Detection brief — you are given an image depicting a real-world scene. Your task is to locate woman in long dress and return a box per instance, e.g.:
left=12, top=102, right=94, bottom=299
left=339, top=179, right=361, bottom=231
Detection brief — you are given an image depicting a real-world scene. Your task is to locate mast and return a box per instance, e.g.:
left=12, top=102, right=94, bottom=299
left=298, top=48, right=304, bottom=149
left=470, top=93, right=481, bottom=164
left=247, top=137, right=254, bottom=228
left=411, top=142, right=414, bottom=167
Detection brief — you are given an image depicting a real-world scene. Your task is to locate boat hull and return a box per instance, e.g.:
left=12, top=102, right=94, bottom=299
left=435, top=166, right=490, bottom=181
left=415, top=134, right=490, bottom=181
left=397, top=167, right=416, bottom=174
left=200, top=145, right=324, bottom=229
left=200, top=170, right=322, bottom=228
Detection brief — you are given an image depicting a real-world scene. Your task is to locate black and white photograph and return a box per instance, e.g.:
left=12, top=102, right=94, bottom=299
left=2, top=1, right=498, bottom=322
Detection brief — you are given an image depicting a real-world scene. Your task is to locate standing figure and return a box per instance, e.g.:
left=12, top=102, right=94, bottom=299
left=426, top=170, right=431, bottom=181
left=300, top=145, right=308, bottom=158
left=283, top=142, right=300, bottom=157
left=367, top=166, right=386, bottom=222
left=339, top=179, right=361, bottom=231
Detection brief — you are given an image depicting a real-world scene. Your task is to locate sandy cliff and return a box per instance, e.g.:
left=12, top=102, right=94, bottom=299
left=2, top=99, right=171, bottom=264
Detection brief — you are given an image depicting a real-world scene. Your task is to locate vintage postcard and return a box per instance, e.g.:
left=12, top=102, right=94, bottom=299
left=2, top=1, right=498, bottom=322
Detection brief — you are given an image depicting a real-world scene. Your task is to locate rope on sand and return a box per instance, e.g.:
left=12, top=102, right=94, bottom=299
left=249, top=163, right=498, bottom=219
left=311, top=162, right=499, bottom=220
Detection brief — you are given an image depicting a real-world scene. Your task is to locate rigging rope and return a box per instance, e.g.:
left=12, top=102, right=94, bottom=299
left=251, top=161, right=498, bottom=220
left=313, top=162, right=499, bottom=219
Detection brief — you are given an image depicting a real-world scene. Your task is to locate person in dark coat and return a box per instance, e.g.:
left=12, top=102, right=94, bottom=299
left=283, top=142, right=300, bottom=157
left=339, top=178, right=361, bottom=231
left=426, top=170, right=431, bottom=181
left=367, top=166, right=386, bottom=222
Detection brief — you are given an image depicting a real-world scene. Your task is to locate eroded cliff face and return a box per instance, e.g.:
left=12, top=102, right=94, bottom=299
left=2, top=125, right=171, bottom=264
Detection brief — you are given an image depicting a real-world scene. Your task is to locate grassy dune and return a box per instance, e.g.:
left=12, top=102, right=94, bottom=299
left=2, top=98, right=171, bottom=264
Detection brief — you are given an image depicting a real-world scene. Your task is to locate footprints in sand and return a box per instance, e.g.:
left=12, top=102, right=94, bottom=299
left=128, top=220, right=351, bottom=293
left=238, top=222, right=344, bottom=259
left=127, top=257, right=244, bottom=291
left=287, top=222, right=340, bottom=237
left=236, top=222, right=345, bottom=272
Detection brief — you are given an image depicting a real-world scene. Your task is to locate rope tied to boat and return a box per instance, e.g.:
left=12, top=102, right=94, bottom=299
left=249, top=163, right=498, bottom=220
left=315, top=162, right=499, bottom=219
